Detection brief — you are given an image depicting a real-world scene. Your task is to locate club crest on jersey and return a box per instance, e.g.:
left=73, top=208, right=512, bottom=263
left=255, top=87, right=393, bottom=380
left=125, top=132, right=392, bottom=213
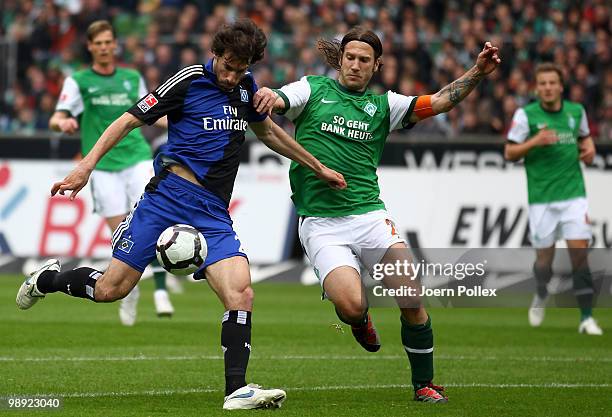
left=364, top=102, right=377, bottom=117
left=117, top=238, right=134, bottom=254
left=568, top=116, right=575, bottom=130
left=137, top=93, right=158, bottom=113
left=240, top=88, right=249, bottom=103
left=123, top=80, right=132, bottom=91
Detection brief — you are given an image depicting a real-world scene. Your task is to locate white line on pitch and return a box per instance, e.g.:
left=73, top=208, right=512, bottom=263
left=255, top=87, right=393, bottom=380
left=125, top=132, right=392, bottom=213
left=8, top=383, right=611, bottom=399
left=0, top=354, right=611, bottom=363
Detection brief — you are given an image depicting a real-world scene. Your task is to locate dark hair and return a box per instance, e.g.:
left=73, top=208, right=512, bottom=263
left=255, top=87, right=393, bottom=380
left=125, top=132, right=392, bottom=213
left=535, top=62, right=564, bottom=84
left=211, top=19, right=267, bottom=65
left=86, top=20, right=115, bottom=42
left=317, top=27, right=383, bottom=71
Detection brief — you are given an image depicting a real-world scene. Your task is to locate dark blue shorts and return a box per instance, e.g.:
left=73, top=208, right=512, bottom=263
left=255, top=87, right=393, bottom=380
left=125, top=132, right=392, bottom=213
left=111, top=170, right=246, bottom=279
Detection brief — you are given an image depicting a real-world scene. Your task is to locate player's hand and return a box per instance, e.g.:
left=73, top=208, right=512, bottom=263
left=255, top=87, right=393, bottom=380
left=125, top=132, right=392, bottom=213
left=50, top=163, right=93, bottom=200
left=58, top=118, right=79, bottom=134
left=253, top=87, right=278, bottom=115
left=579, top=137, right=596, bottom=164
left=534, top=128, right=559, bottom=146
left=316, top=166, right=347, bottom=190
left=476, top=42, right=501, bottom=75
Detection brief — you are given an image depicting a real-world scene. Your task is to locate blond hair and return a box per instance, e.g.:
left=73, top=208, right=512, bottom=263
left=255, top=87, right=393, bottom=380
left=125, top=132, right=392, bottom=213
left=86, top=20, right=115, bottom=42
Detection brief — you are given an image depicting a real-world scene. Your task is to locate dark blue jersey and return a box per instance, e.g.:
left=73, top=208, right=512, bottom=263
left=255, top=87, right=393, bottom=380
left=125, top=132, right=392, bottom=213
left=128, top=59, right=267, bottom=204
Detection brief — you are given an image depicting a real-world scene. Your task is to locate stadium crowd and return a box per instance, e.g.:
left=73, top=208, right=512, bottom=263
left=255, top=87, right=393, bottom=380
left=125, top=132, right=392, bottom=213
left=0, top=0, right=610, bottom=140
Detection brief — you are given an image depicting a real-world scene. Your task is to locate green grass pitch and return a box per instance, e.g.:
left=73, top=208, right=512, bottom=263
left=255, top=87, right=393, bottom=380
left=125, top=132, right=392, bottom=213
left=1, top=274, right=611, bottom=416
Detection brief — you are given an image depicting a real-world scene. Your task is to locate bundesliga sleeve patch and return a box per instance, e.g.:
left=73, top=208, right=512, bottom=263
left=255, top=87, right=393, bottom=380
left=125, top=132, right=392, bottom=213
left=137, top=93, right=158, bottom=113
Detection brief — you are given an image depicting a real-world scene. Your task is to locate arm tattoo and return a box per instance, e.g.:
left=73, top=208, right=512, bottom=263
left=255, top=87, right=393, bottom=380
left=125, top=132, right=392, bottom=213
left=435, top=67, right=484, bottom=105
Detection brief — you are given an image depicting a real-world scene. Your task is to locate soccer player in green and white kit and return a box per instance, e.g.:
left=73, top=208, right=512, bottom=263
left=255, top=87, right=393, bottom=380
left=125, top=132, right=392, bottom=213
left=505, top=63, right=602, bottom=335
left=49, top=20, right=174, bottom=326
left=254, top=28, right=500, bottom=402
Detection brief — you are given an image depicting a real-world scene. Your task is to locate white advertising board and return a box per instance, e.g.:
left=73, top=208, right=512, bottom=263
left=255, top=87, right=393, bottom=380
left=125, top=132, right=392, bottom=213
left=0, top=160, right=609, bottom=261
left=378, top=166, right=611, bottom=249
left=0, top=160, right=294, bottom=262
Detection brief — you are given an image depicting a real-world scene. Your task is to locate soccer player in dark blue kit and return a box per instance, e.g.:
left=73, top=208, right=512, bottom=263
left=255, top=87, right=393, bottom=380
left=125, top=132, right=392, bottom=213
left=16, top=19, right=346, bottom=410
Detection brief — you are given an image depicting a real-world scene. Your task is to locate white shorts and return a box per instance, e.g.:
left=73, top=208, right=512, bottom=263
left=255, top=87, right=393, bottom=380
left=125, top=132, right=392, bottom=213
left=528, top=197, right=592, bottom=248
left=90, top=160, right=154, bottom=218
left=298, top=209, right=405, bottom=286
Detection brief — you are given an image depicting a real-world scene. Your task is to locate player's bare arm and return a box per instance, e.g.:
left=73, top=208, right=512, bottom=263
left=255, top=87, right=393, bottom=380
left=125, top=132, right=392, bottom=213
left=408, top=42, right=501, bottom=123
left=504, top=129, right=559, bottom=161
left=49, top=111, right=79, bottom=134
left=51, top=112, right=144, bottom=199
left=250, top=117, right=346, bottom=189
left=578, top=136, right=595, bottom=164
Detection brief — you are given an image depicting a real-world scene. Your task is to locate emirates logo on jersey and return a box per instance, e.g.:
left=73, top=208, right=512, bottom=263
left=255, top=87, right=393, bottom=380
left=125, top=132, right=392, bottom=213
left=137, top=93, right=158, bottom=113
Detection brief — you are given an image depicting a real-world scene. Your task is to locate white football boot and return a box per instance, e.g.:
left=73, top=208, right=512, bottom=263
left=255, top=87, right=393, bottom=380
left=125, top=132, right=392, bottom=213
left=16, top=259, right=60, bottom=310
left=528, top=294, right=548, bottom=327
left=578, top=317, right=603, bottom=336
left=119, top=285, right=140, bottom=326
left=154, top=289, right=174, bottom=317
left=223, top=383, right=286, bottom=410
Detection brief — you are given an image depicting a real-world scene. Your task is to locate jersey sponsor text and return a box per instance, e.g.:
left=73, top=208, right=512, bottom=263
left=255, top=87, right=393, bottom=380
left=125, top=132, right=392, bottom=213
left=203, top=105, right=249, bottom=132
left=92, top=93, right=133, bottom=107
left=320, top=115, right=373, bottom=141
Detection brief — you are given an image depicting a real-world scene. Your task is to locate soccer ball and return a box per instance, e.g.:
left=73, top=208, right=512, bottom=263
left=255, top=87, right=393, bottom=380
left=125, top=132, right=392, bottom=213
left=156, top=224, right=207, bottom=275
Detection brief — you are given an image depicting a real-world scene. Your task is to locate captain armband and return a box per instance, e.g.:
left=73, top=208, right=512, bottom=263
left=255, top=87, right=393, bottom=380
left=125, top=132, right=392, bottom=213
left=413, top=95, right=435, bottom=120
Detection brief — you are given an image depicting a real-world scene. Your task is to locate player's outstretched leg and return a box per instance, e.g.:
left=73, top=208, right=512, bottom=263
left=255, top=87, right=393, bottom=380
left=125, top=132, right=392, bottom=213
left=401, top=309, right=447, bottom=403
left=17, top=258, right=142, bottom=309
left=205, top=256, right=286, bottom=410
left=151, top=260, right=174, bottom=317
left=17, top=259, right=104, bottom=308
left=16, top=259, right=61, bottom=309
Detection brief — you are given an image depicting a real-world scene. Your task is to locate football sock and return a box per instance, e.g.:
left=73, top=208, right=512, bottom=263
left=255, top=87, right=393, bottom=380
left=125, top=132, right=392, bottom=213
left=335, top=306, right=368, bottom=327
left=533, top=263, right=553, bottom=299
left=572, top=267, right=594, bottom=321
left=36, top=267, right=101, bottom=301
left=401, top=315, right=434, bottom=390
left=151, top=260, right=167, bottom=290
left=221, top=310, right=252, bottom=396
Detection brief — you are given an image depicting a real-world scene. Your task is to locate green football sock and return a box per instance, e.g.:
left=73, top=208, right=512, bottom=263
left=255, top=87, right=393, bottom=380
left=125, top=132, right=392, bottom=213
left=580, top=307, right=593, bottom=322
left=572, top=268, right=594, bottom=321
left=401, top=315, right=434, bottom=390
left=151, top=259, right=167, bottom=291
